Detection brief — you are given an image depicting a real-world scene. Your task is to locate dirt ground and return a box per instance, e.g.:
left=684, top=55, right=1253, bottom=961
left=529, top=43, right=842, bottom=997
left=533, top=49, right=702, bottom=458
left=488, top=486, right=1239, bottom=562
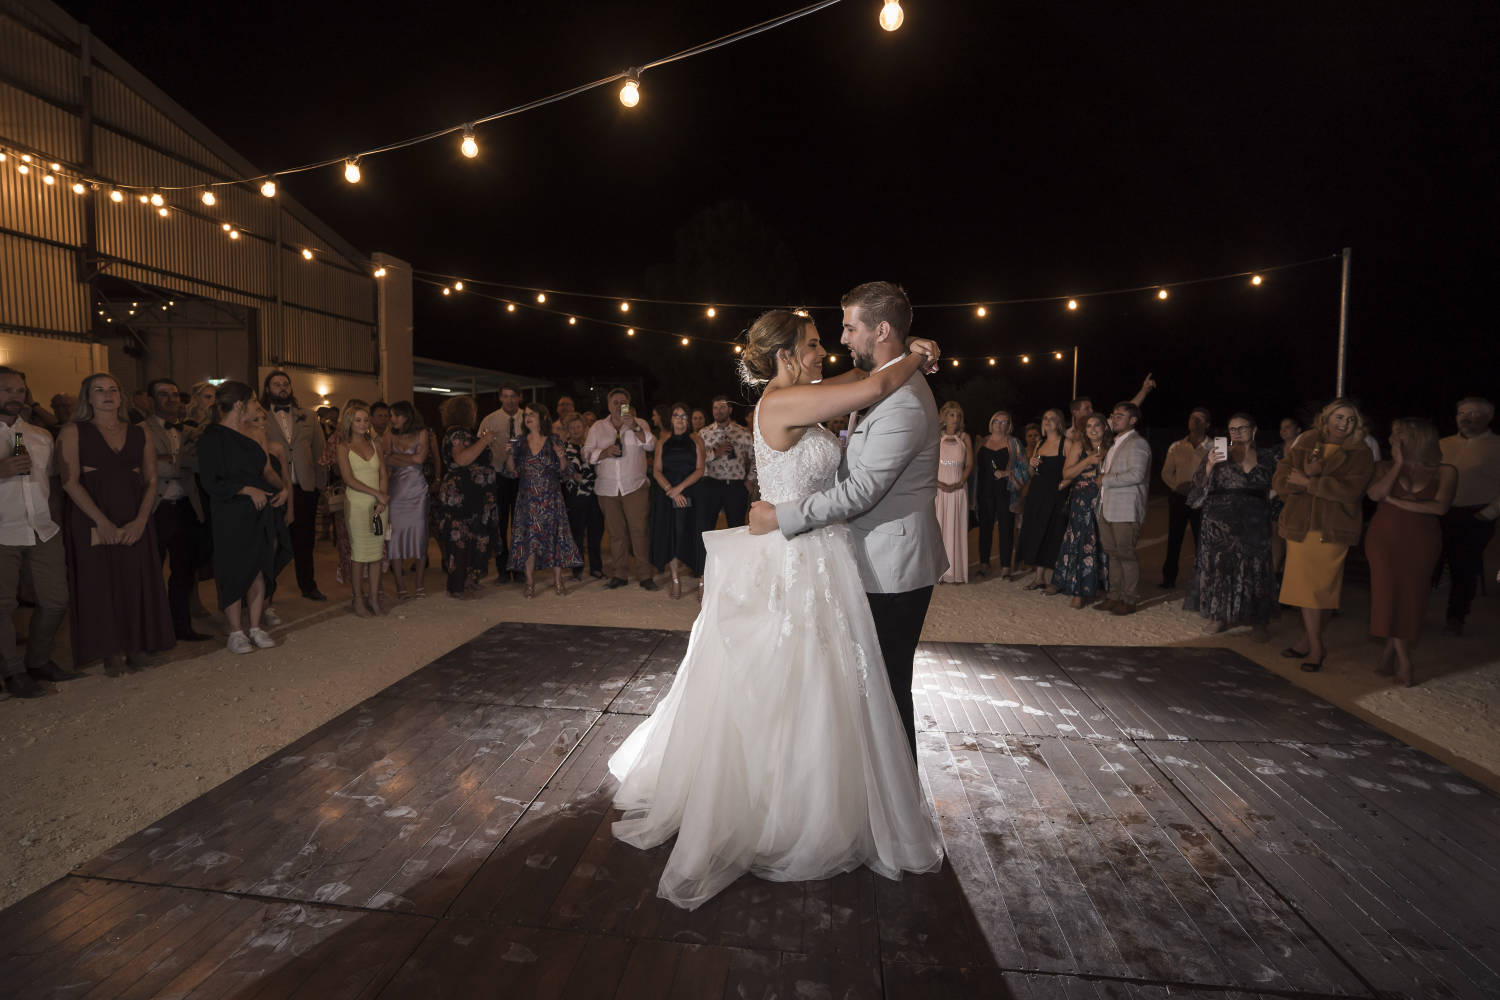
left=3, top=503, right=1497, bottom=911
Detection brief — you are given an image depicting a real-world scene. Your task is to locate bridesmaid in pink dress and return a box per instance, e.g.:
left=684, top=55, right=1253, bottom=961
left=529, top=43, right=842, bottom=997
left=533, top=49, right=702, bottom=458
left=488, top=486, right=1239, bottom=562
left=935, top=402, right=973, bottom=583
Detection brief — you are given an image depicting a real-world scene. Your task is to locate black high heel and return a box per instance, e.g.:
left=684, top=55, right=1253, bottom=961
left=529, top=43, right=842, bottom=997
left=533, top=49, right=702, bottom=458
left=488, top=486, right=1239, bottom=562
left=1299, top=654, right=1325, bottom=673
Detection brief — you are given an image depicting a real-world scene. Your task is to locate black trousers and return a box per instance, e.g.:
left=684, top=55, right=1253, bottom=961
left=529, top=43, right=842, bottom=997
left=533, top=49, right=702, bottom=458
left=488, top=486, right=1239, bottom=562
left=697, top=477, right=750, bottom=530
left=1162, top=491, right=1202, bottom=586
left=291, top=486, right=319, bottom=594
left=153, top=499, right=204, bottom=633
left=565, top=492, right=605, bottom=574
left=1441, top=505, right=1496, bottom=622
left=493, top=475, right=520, bottom=573
left=866, top=586, right=934, bottom=765
left=976, top=486, right=1012, bottom=567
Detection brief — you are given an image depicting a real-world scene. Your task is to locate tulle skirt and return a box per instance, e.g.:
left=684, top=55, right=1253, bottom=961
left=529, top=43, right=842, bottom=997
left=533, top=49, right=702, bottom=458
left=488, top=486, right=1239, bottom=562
left=608, top=523, right=944, bottom=910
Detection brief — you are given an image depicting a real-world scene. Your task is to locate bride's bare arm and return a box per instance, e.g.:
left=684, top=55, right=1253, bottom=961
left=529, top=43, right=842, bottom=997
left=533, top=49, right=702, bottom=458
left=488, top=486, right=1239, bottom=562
left=760, top=348, right=933, bottom=434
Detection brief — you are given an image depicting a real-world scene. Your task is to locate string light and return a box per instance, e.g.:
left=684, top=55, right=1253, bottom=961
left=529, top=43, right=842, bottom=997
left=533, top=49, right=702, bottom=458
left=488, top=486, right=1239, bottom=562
left=460, top=128, right=478, bottom=159
left=228, top=229, right=240, bottom=240
left=157, top=206, right=169, bottom=217
left=1053, top=351, right=1064, bottom=360
left=568, top=316, right=577, bottom=326
left=149, top=193, right=164, bottom=207
left=453, top=281, right=464, bottom=291
left=620, top=70, right=642, bottom=108
left=301, top=248, right=314, bottom=260
left=260, top=179, right=276, bottom=198
left=42, top=173, right=55, bottom=185
left=680, top=336, right=690, bottom=346
left=827, top=355, right=837, bottom=363
left=1067, top=299, right=1078, bottom=310
left=221, top=222, right=232, bottom=231
left=16, top=163, right=29, bottom=175
left=109, top=189, right=123, bottom=202
left=71, top=182, right=85, bottom=195
left=1251, top=274, right=1263, bottom=286
left=733, top=345, right=741, bottom=353
left=619, top=301, right=630, bottom=312
left=988, top=358, right=996, bottom=366
left=344, top=158, right=361, bottom=184
left=137, top=194, right=149, bottom=204
left=442, top=287, right=451, bottom=296
left=976, top=305, right=987, bottom=318
left=20, top=154, right=31, bottom=163
left=706, top=307, right=717, bottom=318
left=951, top=358, right=959, bottom=367
left=879, top=0, right=905, bottom=31
left=201, top=190, right=216, bottom=206
left=506, top=303, right=515, bottom=312
left=1021, top=355, right=1031, bottom=364
left=49, top=162, right=60, bottom=171
left=374, top=266, right=387, bottom=278
left=1157, top=288, right=1169, bottom=300
left=627, top=328, right=635, bottom=336
left=536, top=292, right=547, bottom=303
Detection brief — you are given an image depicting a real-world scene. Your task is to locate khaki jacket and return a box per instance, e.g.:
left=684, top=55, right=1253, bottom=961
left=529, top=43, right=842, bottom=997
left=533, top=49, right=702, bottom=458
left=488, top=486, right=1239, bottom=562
left=1272, top=431, right=1374, bottom=545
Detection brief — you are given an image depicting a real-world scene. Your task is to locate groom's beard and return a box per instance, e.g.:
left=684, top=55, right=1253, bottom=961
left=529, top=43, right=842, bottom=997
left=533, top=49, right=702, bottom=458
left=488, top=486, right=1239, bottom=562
left=853, top=348, right=876, bottom=372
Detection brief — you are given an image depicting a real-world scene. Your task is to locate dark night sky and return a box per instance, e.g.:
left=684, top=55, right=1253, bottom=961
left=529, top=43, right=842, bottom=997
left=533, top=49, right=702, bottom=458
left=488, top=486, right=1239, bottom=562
left=58, top=0, right=1499, bottom=433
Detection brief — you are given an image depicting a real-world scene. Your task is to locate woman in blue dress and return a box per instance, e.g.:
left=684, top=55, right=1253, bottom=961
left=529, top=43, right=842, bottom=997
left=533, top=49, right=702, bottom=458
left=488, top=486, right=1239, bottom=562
left=505, top=402, right=582, bottom=597
left=1052, top=413, right=1111, bottom=607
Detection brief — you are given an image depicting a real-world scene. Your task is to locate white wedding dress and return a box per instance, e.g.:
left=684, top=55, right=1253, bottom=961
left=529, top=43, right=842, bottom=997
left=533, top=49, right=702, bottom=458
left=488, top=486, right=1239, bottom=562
left=608, top=414, right=944, bottom=910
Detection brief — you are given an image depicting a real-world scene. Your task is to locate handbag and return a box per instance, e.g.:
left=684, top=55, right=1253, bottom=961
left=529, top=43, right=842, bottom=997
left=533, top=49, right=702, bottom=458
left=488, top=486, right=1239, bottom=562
left=371, top=510, right=384, bottom=536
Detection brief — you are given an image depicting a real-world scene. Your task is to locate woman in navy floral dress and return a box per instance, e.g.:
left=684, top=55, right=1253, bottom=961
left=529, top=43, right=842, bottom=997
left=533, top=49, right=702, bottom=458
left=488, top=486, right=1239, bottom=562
left=436, top=395, right=500, bottom=598
left=1052, top=414, right=1111, bottom=607
left=505, top=403, right=582, bottom=597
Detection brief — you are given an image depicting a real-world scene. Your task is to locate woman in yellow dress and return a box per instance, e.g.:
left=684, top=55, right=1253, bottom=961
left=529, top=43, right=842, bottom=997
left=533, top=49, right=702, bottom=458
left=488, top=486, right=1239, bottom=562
left=1272, top=398, right=1375, bottom=671
left=336, top=403, right=389, bottom=617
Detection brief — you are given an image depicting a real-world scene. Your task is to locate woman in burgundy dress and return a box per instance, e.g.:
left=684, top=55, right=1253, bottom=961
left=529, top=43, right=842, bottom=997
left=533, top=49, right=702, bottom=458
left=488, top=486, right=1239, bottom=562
left=1365, top=418, right=1457, bottom=686
left=505, top=403, right=581, bottom=597
left=56, top=373, right=174, bottom=674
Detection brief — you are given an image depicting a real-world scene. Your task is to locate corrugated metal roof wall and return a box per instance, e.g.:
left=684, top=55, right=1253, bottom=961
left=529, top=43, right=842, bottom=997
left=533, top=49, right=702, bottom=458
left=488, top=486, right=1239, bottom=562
left=0, top=3, right=377, bottom=372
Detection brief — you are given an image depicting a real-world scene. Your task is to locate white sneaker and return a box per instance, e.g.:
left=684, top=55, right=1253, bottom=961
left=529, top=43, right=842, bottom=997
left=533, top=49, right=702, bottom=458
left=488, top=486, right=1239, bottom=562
left=261, top=608, right=283, bottom=627
left=227, top=631, right=254, bottom=654
left=248, top=627, right=277, bottom=649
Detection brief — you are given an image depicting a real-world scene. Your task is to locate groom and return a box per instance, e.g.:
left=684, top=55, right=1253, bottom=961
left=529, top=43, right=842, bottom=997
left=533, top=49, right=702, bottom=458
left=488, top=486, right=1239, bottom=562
left=749, top=281, right=946, bottom=763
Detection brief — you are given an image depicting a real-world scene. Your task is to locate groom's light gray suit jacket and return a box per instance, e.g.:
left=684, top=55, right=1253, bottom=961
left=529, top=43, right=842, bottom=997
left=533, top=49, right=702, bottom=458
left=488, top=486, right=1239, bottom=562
left=776, top=369, right=948, bottom=593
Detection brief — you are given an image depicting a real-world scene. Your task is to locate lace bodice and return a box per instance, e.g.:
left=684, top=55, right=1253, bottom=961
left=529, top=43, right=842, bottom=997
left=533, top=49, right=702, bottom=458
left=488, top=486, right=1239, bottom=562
left=753, top=409, right=842, bottom=505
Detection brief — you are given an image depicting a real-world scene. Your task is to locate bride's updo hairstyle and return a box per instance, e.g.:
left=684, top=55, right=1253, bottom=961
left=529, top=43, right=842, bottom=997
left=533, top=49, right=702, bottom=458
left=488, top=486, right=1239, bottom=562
left=738, top=309, right=811, bottom=391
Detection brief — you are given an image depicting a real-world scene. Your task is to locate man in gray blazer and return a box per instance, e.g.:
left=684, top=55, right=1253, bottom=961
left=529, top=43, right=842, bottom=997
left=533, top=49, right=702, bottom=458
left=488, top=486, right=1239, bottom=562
left=1095, top=401, right=1153, bottom=615
left=748, top=282, right=945, bottom=762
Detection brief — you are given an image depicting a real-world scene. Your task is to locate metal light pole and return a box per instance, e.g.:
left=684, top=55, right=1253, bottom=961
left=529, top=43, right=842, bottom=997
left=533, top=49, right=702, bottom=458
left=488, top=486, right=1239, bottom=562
left=1072, top=346, right=1079, bottom=399
left=1336, top=247, right=1351, bottom=396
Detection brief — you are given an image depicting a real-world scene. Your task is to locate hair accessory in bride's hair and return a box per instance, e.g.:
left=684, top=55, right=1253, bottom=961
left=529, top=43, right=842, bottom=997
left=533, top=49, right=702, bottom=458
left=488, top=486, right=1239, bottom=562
left=738, top=309, right=810, bottom=391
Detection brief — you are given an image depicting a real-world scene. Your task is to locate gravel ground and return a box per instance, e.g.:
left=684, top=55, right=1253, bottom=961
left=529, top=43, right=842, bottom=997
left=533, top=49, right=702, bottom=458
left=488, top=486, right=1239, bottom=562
left=3, top=519, right=1496, bottom=911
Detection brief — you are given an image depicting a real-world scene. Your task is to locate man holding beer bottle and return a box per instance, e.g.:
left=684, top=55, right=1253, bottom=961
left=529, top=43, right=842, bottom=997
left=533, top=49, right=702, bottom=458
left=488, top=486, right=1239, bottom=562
left=583, top=387, right=657, bottom=590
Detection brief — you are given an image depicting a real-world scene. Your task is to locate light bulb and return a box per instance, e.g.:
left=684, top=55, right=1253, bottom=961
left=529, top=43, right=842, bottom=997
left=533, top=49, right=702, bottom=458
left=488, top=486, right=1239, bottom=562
left=733, top=345, right=742, bottom=353
left=109, top=189, right=123, bottom=202
left=0, top=152, right=5, bottom=162
left=138, top=194, right=149, bottom=204
left=260, top=179, right=276, bottom=198
left=460, top=130, right=478, bottom=158
left=1021, top=354, right=1031, bottom=364
left=951, top=358, right=959, bottom=367
left=988, top=358, right=996, bottom=366
left=50, top=162, right=60, bottom=171
left=453, top=281, right=463, bottom=291
left=150, top=193, right=164, bottom=207
left=222, top=222, right=232, bottom=231
left=1157, top=288, right=1169, bottom=300
left=706, top=307, right=717, bottom=318
left=42, top=173, right=55, bottom=185
left=536, top=292, right=547, bottom=303
left=157, top=206, right=169, bottom=217
left=1054, top=351, right=1064, bottom=360
left=301, top=248, right=314, bottom=260
left=619, top=301, right=630, bottom=312
left=16, top=163, right=29, bottom=175
left=828, top=355, right=837, bottom=363
left=620, top=76, right=641, bottom=108
left=506, top=303, right=515, bottom=312
left=681, top=337, right=690, bottom=346
left=374, top=267, right=387, bottom=278
left=201, top=190, right=216, bottom=206
left=344, top=158, right=361, bottom=183
left=568, top=317, right=577, bottom=326
left=976, top=305, right=987, bottom=318
left=71, top=182, right=86, bottom=195
left=20, top=154, right=31, bottom=163
left=626, top=328, right=635, bottom=336
left=1067, top=299, right=1078, bottom=310
left=442, top=287, right=451, bottom=296
left=879, top=0, right=904, bottom=31
left=229, top=229, right=240, bottom=239
left=1251, top=274, right=1263, bottom=286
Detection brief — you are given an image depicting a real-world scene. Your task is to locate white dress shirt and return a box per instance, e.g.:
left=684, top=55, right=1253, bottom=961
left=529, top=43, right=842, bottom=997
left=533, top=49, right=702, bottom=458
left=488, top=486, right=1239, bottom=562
left=848, top=353, right=908, bottom=433
left=583, top=417, right=656, bottom=496
left=479, top=407, right=524, bottom=479
left=0, top=418, right=60, bottom=546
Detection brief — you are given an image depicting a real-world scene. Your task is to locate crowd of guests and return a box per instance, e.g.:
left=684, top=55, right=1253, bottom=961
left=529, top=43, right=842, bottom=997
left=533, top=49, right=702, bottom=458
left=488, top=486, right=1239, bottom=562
left=927, top=386, right=1499, bottom=687
left=3, top=354, right=1495, bottom=700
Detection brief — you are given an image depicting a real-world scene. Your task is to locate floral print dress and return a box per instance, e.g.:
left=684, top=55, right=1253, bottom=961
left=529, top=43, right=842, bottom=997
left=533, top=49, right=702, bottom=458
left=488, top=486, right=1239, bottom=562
left=438, top=426, right=500, bottom=587
left=1052, top=461, right=1108, bottom=597
left=507, top=436, right=582, bottom=571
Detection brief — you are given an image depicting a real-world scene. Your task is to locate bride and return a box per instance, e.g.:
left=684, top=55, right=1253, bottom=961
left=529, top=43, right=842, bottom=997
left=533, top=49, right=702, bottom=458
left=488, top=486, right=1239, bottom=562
left=608, top=309, right=945, bottom=910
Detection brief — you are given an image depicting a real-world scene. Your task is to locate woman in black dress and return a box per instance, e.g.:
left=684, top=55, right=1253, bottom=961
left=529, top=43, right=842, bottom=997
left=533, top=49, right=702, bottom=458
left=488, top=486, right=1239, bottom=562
left=974, top=410, right=1029, bottom=578
left=435, top=395, right=499, bottom=598
left=196, top=381, right=292, bottom=654
left=56, top=372, right=175, bottom=674
left=649, top=403, right=707, bottom=599
left=1017, top=408, right=1071, bottom=590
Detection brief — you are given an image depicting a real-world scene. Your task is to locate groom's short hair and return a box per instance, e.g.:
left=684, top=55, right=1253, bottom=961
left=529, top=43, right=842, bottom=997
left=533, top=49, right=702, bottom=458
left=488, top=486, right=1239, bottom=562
left=842, top=282, right=912, bottom=338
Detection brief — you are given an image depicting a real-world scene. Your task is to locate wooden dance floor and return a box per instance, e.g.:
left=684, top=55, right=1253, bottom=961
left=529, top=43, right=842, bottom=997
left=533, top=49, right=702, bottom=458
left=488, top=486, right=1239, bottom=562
left=4, top=623, right=1496, bottom=998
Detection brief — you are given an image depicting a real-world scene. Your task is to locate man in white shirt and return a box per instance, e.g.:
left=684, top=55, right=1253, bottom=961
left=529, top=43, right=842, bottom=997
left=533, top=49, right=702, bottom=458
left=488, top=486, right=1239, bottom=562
left=0, top=367, right=82, bottom=697
left=479, top=384, right=524, bottom=582
left=1159, top=407, right=1211, bottom=588
left=1439, top=396, right=1500, bottom=633
left=1095, top=401, right=1153, bottom=615
left=582, top=387, right=657, bottom=589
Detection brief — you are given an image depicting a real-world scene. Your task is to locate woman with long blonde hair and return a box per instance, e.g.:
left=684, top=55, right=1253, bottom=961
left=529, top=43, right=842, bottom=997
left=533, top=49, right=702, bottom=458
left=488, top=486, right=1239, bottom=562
left=336, top=402, right=389, bottom=616
left=935, top=402, right=973, bottom=583
left=1016, top=408, right=1071, bottom=590
left=974, top=410, right=1028, bottom=578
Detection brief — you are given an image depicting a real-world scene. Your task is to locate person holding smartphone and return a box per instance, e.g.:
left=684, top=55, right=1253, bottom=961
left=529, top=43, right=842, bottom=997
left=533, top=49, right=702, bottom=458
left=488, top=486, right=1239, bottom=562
left=650, top=403, right=707, bottom=599
left=583, top=387, right=658, bottom=590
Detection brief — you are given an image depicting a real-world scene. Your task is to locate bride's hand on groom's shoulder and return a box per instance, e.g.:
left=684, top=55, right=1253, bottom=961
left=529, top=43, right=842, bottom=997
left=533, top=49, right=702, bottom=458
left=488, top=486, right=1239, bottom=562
left=748, top=501, right=778, bottom=535
left=906, top=337, right=940, bottom=365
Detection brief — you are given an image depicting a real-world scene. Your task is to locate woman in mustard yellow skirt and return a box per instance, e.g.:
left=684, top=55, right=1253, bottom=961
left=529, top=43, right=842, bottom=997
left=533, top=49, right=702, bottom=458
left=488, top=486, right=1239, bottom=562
left=1272, top=399, right=1375, bottom=671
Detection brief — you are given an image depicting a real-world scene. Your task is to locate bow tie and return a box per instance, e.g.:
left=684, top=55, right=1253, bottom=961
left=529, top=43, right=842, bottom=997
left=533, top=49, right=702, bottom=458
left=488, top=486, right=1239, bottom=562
left=273, top=405, right=292, bottom=413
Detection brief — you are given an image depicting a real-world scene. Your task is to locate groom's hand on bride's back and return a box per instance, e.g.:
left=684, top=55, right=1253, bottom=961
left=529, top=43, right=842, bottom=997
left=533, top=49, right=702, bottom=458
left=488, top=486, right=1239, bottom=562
left=748, top=501, right=778, bottom=535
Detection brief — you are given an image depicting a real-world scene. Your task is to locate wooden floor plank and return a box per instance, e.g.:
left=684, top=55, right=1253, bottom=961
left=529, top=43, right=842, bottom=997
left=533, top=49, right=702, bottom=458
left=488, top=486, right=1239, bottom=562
left=609, top=632, right=687, bottom=716
left=915, top=643, right=1120, bottom=740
